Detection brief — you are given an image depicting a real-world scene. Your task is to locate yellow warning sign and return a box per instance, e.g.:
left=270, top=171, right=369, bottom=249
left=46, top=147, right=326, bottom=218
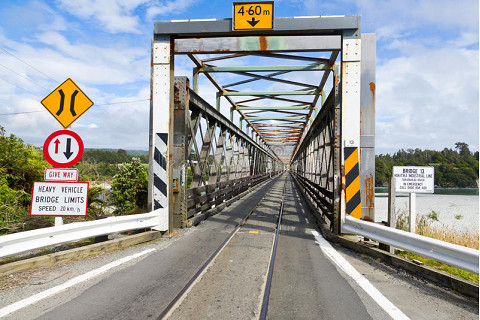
left=41, top=78, right=94, bottom=129
left=233, top=1, right=274, bottom=31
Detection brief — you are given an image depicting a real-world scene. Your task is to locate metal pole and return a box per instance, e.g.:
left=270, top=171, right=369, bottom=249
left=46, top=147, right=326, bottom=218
left=409, top=193, right=416, bottom=233
left=388, top=177, right=396, bottom=228
left=380, top=176, right=395, bottom=253
left=216, top=92, right=221, bottom=111
left=55, top=217, right=63, bottom=227
left=148, top=36, right=173, bottom=233
left=172, top=77, right=189, bottom=228
left=192, top=67, right=199, bottom=93
left=360, top=33, right=376, bottom=222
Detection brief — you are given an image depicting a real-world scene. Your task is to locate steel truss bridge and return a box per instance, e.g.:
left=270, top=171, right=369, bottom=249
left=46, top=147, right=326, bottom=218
left=148, top=15, right=375, bottom=234
left=0, top=14, right=477, bottom=320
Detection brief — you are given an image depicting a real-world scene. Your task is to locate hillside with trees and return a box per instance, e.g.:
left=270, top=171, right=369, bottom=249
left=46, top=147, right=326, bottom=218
left=375, top=142, right=479, bottom=187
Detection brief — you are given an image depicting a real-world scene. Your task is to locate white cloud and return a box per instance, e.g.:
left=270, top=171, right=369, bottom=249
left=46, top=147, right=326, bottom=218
left=56, top=0, right=150, bottom=33
left=56, top=0, right=198, bottom=33
left=293, top=0, right=478, bottom=42
left=31, top=31, right=148, bottom=85
left=376, top=44, right=479, bottom=153
left=350, top=0, right=479, bottom=31
left=146, top=0, right=196, bottom=19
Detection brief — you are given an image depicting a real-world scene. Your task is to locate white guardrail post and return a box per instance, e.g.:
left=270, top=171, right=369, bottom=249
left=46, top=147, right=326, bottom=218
left=0, top=209, right=168, bottom=259
left=342, top=215, right=479, bottom=274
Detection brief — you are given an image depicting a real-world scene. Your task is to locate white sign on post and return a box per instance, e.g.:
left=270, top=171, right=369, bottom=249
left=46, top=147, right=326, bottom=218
left=30, top=181, right=89, bottom=217
left=392, top=166, right=434, bottom=193
left=392, top=166, right=434, bottom=233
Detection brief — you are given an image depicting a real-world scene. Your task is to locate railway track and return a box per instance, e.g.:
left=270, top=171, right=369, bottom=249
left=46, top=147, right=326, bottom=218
left=158, top=173, right=288, bottom=320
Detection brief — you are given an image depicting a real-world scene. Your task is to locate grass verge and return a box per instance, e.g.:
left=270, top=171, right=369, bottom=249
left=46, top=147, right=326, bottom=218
left=397, top=250, right=479, bottom=283
left=395, top=210, right=479, bottom=283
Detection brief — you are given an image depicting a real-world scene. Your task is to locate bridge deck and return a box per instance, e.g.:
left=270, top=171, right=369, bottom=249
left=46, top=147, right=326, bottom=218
left=1, top=173, right=477, bottom=320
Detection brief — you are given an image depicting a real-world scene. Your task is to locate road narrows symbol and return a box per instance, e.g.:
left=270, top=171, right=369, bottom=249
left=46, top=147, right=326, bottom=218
left=56, top=89, right=65, bottom=116
left=56, top=89, right=79, bottom=117
left=70, top=90, right=79, bottom=116
left=41, top=78, right=94, bottom=129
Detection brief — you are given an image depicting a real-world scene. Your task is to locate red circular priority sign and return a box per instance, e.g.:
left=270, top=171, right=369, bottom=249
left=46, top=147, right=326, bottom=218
left=43, top=130, right=84, bottom=168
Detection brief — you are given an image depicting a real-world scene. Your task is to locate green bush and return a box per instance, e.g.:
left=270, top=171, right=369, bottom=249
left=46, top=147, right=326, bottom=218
left=111, top=158, right=148, bottom=215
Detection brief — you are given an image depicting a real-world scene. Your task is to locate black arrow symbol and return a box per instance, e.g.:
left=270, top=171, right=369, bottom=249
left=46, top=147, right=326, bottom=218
left=63, top=138, right=73, bottom=159
left=247, top=17, right=260, bottom=27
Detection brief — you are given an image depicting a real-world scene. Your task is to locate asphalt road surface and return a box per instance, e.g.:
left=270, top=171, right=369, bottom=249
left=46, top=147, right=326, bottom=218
left=0, top=173, right=478, bottom=319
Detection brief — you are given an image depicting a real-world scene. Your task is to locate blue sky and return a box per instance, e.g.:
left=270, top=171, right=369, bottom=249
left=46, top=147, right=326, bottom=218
left=0, top=0, right=478, bottom=155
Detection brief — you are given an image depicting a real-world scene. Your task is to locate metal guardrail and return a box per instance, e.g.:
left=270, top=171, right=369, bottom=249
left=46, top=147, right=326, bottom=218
left=342, top=215, right=479, bottom=274
left=0, top=210, right=167, bottom=259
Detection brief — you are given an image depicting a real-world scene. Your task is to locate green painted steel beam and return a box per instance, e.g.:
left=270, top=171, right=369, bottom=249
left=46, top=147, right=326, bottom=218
left=236, top=105, right=313, bottom=110
left=199, top=64, right=330, bottom=73
left=222, top=90, right=318, bottom=96
left=246, top=116, right=307, bottom=120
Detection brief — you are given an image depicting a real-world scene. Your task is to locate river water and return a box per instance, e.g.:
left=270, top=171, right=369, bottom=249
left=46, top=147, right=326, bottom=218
left=374, top=188, right=479, bottom=232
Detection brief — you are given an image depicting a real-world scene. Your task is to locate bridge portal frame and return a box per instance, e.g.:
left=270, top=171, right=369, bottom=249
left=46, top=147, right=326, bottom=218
left=150, top=15, right=374, bottom=234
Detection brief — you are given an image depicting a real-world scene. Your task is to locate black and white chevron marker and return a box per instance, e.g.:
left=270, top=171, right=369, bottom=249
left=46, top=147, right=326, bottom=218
left=153, top=133, right=168, bottom=210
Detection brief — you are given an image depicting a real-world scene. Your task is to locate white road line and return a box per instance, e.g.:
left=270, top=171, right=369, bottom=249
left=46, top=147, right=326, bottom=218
left=0, top=248, right=156, bottom=318
left=311, top=231, right=410, bottom=320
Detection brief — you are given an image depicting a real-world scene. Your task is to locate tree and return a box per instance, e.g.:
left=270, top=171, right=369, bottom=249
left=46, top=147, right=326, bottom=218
left=0, top=126, right=48, bottom=195
left=87, top=185, right=107, bottom=219
left=375, top=143, right=478, bottom=187
left=0, top=127, right=49, bottom=233
left=111, top=158, right=148, bottom=214
left=455, top=142, right=470, bottom=156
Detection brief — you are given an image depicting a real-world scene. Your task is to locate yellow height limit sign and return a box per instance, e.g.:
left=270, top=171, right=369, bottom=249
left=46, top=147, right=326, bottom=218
left=41, top=78, right=94, bottom=129
left=233, top=1, right=274, bottom=30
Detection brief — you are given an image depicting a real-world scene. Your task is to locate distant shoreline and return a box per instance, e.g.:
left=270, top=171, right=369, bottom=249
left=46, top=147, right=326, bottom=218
left=375, top=187, right=479, bottom=196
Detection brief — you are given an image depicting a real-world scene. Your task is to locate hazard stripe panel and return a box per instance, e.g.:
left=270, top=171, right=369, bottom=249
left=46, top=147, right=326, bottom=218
left=154, top=133, right=168, bottom=210
left=344, top=147, right=361, bottom=219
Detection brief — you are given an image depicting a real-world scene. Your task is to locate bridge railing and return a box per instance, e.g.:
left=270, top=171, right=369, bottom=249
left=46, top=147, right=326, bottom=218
left=290, top=77, right=341, bottom=233
left=172, top=77, right=281, bottom=227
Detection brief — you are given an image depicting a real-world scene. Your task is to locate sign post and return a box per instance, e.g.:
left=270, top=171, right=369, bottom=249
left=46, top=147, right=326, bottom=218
left=392, top=166, right=434, bottom=233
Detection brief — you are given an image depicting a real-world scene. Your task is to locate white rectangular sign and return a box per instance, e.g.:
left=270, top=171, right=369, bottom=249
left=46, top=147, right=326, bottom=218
left=393, top=166, right=434, bottom=193
left=30, top=181, right=89, bottom=216
left=44, top=168, right=79, bottom=181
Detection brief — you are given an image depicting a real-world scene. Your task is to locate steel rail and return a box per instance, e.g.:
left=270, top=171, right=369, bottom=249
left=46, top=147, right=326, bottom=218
left=260, top=178, right=287, bottom=320
left=157, top=174, right=284, bottom=320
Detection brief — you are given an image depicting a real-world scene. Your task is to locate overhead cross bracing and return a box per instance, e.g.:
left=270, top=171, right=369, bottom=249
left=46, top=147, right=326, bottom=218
left=182, top=45, right=340, bottom=162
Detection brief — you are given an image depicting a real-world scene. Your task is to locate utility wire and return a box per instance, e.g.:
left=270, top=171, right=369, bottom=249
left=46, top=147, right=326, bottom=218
left=0, top=110, right=43, bottom=116
left=96, top=99, right=150, bottom=106
left=0, top=46, right=58, bottom=82
left=0, top=99, right=151, bottom=116
left=0, top=76, right=40, bottom=96
left=0, top=63, right=50, bottom=91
